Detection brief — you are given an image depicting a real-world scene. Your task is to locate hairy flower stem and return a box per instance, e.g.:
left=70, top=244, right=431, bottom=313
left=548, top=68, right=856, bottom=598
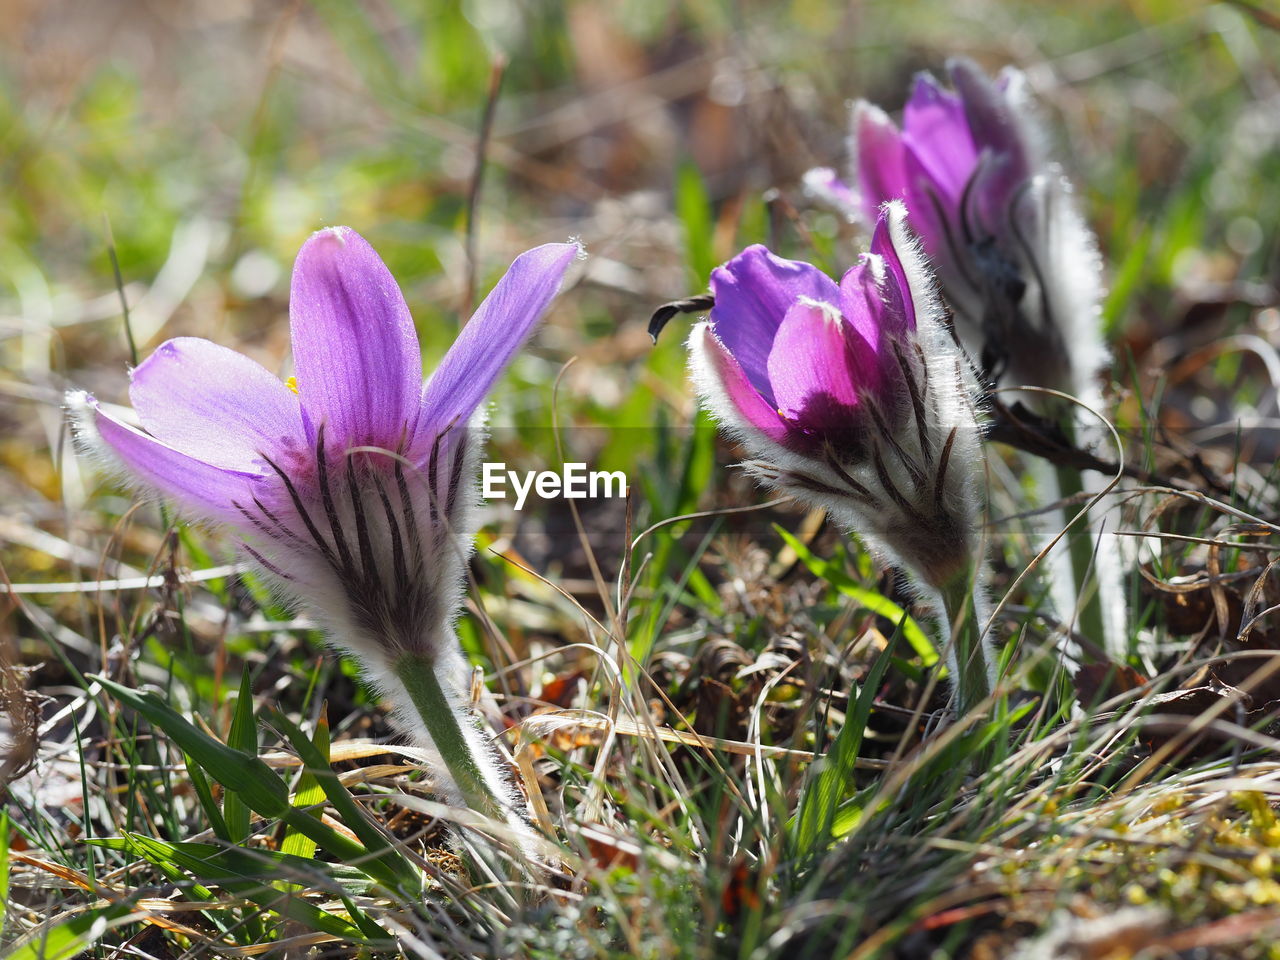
left=938, top=568, right=996, bottom=775
left=939, top=570, right=991, bottom=722
left=1052, top=402, right=1124, bottom=660
left=1053, top=460, right=1108, bottom=661
left=392, top=653, right=508, bottom=825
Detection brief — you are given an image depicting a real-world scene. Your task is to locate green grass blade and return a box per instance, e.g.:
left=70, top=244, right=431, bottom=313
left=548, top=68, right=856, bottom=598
left=224, top=667, right=257, bottom=843
left=90, top=674, right=289, bottom=818
left=340, top=890, right=390, bottom=942
left=774, top=524, right=937, bottom=665
left=90, top=675, right=415, bottom=892
left=675, top=160, right=715, bottom=284
left=183, top=752, right=230, bottom=842
left=0, top=809, right=8, bottom=931
left=281, top=706, right=330, bottom=862
left=120, top=833, right=384, bottom=944
left=2, top=902, right=137, bottom=960
left=270, top=707, right=420, bottom=893
left=87, top=836, right=218, bottom=901
left=790, top=637, right=896, bottom=865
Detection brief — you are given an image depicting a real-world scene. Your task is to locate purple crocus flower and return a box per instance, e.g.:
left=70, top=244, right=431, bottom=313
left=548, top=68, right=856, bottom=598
left=690, top=201, right=981, bottom=585
left=689, top=202, right=993, bottom=713
left=805, top=58, right=1107, bottom=403
left=68, top=227, right=581, bottom=830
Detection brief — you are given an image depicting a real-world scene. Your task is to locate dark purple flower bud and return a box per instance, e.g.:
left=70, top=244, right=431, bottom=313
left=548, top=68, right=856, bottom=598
left=690, top=203, right=995, bottom=712
left=808, top=58, right=1107, bottom=406
left=689, top=203, right=985, bottom=595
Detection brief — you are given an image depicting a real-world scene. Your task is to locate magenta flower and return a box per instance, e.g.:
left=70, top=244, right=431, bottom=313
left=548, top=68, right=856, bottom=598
left=689, top=203, right=993, bottom=715
left=853, top=60, right=1032, bottom=263
left=699, top=205, right=933, bottom=453
left=805, top=58, right=1106, bottom=402
left=68, top=227, right=581, bottom=833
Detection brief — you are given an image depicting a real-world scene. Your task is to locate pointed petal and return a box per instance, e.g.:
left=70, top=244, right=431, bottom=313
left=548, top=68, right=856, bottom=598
left=837, top=208, right=924, bottom=397
left=865, top=211, right=916, bottom=335
left=128, top=337, right=305, bottom=473
left=687, top=323, right=789, bottom=447
left=290, top=226, right=422, bottom=452
left=995, top=65, right=1038, bottom=143
left=766, top=300, right=862, bottom=426
left=882, top=199, right=945, bottom=337
left=836, top=260, right=890, bottom=393
left=416, top=242, right=579, bottom=450
left=1019, top=171, right=1107, bottom=396
left=947, top=59, right=1032, bottom=233
left=852, top=101, right=909, bottom=223
left=901, top=71, right=977, bottom=205
left=709, top=245, right=839, bottom=405
left=67, top=391, right=263, bottom=526
left=947, top=58, right=1028, bottom=172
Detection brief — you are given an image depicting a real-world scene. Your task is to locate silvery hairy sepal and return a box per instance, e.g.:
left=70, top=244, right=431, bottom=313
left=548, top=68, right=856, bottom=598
left=68, top=226, right=581, bottom=841
left=688, top=202, right=994, bottom=714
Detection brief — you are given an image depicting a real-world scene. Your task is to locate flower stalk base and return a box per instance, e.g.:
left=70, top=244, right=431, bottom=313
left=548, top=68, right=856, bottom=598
left=939, top=569, right=991, bottom=721
left=392, top=653, right=507, bottom=825
left=1053, top=460, right=1109, bottom=661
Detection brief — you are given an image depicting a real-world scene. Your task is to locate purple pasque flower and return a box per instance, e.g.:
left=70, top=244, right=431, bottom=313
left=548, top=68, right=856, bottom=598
left=805, top=58, right=1107, bottom=404
left=689, top=201, right=985, bottom=595
left=68, top=227, right=580, bottom=817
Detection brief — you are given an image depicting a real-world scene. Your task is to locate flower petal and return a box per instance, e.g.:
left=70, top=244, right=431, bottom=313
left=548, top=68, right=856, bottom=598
left=67, top=391, right=264, bottom=526
left=766, top=299, right=861, bottom=426
left=837, top=211, right=926, bottom=399
left=947, top=59, right=1032, bottom=233
left=947, top=58, right=1027, bottom=172
left=1017, top=171, right=1108, bottom=397
left=709, top=245, right=839, bottom=405
left=128, top=337, right=305, bottom=473
left=836, top=260, right=890, bottom=393
left=290, top=227, right=423, bottom=452
left=852, top=101, right=910, bottom=223
left=416, top=242, right=579, bottom=449
left=865, top=211, right=916, bottom=336
left=881, top=199, right=948, bottom=344
left=901, top=72, right=977, bottom=206
left=687, top=323, right=789, bottom=446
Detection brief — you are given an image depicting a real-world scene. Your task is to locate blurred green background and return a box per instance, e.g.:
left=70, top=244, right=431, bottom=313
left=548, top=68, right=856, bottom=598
left=3, top=3, right=1280, bottom=956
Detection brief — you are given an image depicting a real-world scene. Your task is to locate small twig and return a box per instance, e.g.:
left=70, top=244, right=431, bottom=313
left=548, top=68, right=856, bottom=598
left=102, top=213, right=137, bottom=366
left=461, top=56, right=507, bottom=321
left=986, top=397, right=1231, bottom=495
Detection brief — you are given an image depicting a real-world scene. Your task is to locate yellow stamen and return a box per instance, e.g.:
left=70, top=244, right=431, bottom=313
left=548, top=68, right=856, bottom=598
left=285, top=376, right=299, bottom=395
